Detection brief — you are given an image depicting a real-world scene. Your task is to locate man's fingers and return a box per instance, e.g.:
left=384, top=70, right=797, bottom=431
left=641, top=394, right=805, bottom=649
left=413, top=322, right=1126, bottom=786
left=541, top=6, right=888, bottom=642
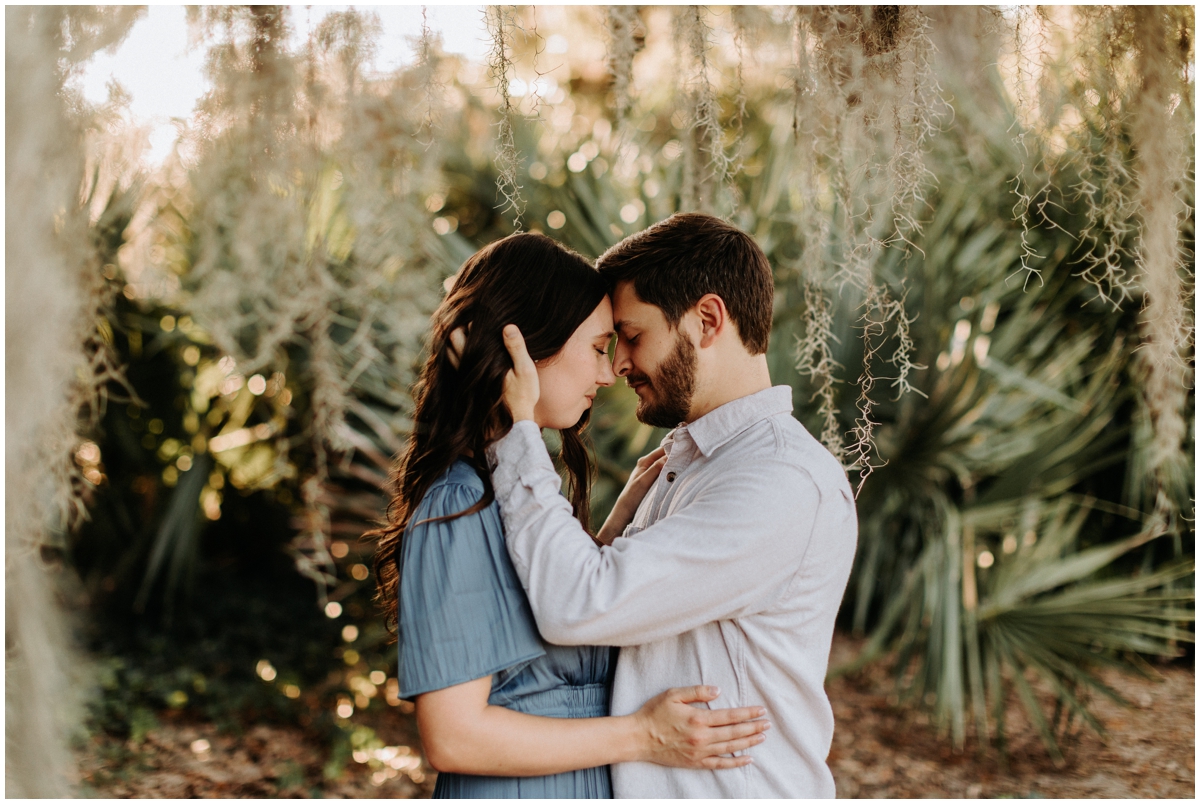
left=502, top=325, right=537, bottom=376
left=446, top=326, right=467, bottom=369
left=500, top=325, right=540, bottom=422
left=700, top=705, right=768, bottom=726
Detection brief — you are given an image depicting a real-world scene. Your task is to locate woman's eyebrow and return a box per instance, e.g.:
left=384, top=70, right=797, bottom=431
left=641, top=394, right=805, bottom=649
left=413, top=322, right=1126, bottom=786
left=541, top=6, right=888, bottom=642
left=595, top=329, right=616, bottom=341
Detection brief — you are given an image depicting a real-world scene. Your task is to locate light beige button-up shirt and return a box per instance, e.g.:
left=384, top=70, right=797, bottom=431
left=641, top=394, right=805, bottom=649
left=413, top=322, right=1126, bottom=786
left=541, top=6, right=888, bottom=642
left=487, top=385, right=857, bottom=798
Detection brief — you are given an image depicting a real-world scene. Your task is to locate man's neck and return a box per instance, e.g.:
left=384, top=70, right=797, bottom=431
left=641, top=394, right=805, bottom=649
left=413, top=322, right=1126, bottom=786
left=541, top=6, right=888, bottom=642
left=685, top=354, right=773, bottom=423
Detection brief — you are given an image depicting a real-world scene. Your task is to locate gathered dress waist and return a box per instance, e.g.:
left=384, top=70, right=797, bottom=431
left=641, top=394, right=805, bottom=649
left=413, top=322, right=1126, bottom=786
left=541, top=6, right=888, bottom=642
left=501, top=682, right=608, bottom=718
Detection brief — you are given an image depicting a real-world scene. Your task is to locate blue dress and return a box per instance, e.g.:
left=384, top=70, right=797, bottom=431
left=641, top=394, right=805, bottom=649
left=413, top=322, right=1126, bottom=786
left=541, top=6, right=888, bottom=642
left=397, top=459, right=616, bottom=799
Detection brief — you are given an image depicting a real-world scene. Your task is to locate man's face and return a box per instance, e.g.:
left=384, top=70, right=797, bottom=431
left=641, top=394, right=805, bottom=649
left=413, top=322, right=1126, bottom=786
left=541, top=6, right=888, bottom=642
left=611, top=281, right=697, bottom=428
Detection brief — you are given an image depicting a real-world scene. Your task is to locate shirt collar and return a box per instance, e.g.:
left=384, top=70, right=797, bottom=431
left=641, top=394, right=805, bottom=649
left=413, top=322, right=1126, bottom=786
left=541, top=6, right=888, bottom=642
left=674, top=385, right=794, bottom=458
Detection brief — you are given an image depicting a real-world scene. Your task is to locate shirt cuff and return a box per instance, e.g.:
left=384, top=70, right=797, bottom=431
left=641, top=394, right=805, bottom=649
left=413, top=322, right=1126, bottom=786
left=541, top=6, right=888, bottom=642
left=486, top=419, right=550, bottom=494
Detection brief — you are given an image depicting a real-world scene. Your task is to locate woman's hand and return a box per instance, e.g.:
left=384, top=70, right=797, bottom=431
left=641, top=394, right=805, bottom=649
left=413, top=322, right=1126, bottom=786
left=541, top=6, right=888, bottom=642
left=419, top=677, right=768, bottom=777
left=595, top=446, right=667, bottom=545
left=633, top=686, right=769, bottom=769
left=501, top=324, right=539, bottom=423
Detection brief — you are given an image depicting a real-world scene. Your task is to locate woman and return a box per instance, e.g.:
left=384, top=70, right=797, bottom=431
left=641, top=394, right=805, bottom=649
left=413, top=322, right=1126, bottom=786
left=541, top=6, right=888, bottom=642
left=370, top=233, right=768, bottom=798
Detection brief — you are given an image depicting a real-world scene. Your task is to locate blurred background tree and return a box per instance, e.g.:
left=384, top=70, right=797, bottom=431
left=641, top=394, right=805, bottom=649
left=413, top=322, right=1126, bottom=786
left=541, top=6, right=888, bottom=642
left=6, top=4, right=1193, bottom=793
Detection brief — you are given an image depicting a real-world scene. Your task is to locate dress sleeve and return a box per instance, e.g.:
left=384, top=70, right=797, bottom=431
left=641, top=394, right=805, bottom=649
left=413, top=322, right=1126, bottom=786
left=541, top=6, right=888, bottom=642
left=396, top=480, right=546, bottom=699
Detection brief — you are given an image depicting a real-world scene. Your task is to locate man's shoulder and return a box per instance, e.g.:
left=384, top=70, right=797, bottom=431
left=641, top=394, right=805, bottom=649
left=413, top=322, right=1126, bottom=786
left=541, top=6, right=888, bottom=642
left=723, top=411, right=851, bottom=497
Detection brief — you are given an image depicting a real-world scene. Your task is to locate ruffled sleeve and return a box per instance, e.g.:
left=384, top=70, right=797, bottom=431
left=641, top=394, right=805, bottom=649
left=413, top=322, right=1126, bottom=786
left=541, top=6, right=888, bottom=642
left=396, top=477, right=546, bottom=699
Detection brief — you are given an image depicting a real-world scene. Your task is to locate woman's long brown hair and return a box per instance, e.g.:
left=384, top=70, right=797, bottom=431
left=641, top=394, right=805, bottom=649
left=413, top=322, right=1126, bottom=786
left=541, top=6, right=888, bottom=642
left=369, top=233, right=607, bottom=634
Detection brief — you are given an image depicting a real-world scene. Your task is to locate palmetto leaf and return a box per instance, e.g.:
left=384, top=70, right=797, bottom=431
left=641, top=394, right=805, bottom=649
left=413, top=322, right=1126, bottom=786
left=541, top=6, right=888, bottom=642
left=331, top=61, right=1194, bottom=761
left=816, top=94, right=1194, bottom=755
left=134, top=454, right=213, bottom=616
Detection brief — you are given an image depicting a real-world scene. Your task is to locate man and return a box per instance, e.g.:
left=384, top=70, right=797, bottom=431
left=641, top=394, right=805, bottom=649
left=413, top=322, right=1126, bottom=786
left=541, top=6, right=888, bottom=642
left=487, top=213, right=857, bottom=797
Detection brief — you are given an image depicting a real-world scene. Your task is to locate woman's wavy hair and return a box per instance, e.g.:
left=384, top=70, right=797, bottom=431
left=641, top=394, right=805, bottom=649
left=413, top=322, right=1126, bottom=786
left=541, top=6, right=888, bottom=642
left=370, top=232, right=608, bottom=633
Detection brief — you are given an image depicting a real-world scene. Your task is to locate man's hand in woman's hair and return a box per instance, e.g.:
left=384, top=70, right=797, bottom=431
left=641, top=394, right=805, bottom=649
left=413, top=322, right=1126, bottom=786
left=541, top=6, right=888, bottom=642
left=501, top=324, right=539, bottom=423
left=446, top=325, right=468, bottom=369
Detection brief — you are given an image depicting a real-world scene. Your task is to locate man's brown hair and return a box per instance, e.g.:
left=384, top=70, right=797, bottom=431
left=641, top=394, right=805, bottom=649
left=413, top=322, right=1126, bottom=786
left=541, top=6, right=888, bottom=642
left=595, top=212, right=774, bottom=354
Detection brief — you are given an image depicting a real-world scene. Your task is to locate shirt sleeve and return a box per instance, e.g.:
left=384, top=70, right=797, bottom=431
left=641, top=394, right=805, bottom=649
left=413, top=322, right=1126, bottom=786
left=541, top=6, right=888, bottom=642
left=396, top=480, right=546, bottom=698
left=486, top=420, right=823, bottom=647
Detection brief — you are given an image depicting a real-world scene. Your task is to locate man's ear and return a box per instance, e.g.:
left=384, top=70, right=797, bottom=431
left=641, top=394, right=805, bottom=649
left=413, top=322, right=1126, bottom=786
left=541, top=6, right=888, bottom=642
left=694, top=293, right=728, bottom=348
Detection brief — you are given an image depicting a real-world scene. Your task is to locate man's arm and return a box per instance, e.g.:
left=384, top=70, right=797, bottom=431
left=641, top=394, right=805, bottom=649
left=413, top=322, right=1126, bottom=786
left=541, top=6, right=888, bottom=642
left=487, top=420, right=820, bottom=646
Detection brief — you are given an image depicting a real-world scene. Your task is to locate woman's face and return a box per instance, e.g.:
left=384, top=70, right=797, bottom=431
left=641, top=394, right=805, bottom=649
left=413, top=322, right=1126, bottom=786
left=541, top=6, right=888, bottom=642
left=533, top=296, right=616, bottom=430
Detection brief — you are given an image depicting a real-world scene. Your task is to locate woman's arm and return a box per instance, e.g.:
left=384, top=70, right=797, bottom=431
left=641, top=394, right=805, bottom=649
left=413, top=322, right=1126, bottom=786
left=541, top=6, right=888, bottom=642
left=417, top=676, right=769, bottom=777
left=595, top=445, right=666, bottom=546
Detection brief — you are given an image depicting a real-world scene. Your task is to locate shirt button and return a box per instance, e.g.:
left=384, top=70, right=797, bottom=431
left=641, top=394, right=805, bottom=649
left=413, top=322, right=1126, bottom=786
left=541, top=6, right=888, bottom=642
left=666, top=472, right=676, bottom=482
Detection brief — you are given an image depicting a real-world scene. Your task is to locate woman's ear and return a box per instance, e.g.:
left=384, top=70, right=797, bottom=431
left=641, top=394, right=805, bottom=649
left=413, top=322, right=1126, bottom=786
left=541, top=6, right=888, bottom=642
left=694, top=293, right=728, bottom=348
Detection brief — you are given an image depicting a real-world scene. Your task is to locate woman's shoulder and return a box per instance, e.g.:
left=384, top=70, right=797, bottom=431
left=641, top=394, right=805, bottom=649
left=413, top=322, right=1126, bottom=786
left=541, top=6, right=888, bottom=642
left=400, top=460, right=517, bottom=595
left=433, top=458, right=486, bottom=491
left=407, top=459, right=497, bottom=534
left=395, top=459, right=545, bottom=700
left=421, top=459, right=488, bottom=505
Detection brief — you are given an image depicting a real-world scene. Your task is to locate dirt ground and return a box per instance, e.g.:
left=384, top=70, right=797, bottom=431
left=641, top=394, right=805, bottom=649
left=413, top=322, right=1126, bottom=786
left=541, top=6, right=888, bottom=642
left=76, top=633, right=1194, bottom=798
left=75, top=708, right=437, bottom=799
left=825, top=636, right=1195, bottom=798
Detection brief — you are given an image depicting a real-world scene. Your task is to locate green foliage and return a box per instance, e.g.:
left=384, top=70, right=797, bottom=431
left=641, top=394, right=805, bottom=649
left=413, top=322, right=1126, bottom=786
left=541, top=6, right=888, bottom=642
left=81, top=542, right=375, bottom=745
left=427, top=60, right=1194, bottom=759
left=61, top=7, right=1193, bottom=767
left=807, top=96, right=1196, bottom=756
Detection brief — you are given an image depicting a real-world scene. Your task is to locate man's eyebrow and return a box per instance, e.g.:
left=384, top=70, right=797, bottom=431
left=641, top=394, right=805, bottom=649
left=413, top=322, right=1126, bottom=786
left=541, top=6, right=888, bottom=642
left=613, top=320, right=633, bottom=334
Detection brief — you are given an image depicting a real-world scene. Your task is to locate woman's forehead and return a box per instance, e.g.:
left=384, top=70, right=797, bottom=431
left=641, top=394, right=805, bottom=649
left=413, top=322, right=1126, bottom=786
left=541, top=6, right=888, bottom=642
left=585, top=295, right=615, bottom=335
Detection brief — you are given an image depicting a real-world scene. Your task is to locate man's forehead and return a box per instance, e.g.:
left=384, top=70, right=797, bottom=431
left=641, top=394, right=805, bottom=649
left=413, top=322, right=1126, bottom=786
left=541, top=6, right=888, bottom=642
left=612, top=286, right=658, bottom=331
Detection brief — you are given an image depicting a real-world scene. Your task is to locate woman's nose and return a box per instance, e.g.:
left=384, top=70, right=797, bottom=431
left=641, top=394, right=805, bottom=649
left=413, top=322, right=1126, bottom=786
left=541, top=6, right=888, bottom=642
left=598, top=354, right=616, bottom=387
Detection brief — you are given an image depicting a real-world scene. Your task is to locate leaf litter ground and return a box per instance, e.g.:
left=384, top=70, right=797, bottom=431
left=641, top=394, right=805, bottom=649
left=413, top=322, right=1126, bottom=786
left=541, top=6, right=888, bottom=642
left=75, top=632, right=1194, bottom=798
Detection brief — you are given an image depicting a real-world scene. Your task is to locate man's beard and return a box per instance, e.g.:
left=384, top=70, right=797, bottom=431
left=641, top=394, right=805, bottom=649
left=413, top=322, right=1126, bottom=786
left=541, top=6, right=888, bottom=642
left=628, top=332, right=697, bottom=429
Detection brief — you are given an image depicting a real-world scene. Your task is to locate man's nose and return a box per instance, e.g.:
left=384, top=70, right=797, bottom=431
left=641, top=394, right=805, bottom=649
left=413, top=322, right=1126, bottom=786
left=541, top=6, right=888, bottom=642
left=611, top=340, right=632, bottom=377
